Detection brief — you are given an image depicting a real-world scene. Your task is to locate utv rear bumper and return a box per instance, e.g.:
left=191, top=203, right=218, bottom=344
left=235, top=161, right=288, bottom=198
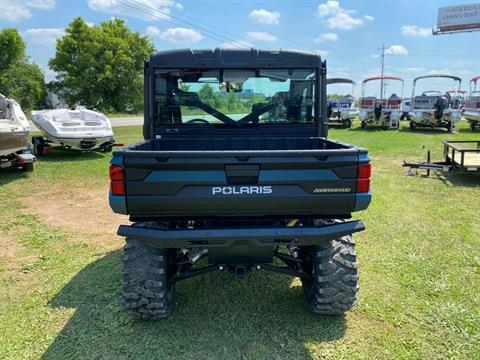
left=117, top=220, right=365, bottom=249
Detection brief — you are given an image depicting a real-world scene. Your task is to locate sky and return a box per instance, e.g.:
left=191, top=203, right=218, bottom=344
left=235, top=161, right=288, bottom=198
left=1, top=0, right=479, bottom=96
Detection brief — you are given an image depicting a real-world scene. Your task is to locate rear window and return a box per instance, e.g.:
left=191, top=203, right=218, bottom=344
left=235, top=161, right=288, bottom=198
left=153, top=69, right=317, bottom=126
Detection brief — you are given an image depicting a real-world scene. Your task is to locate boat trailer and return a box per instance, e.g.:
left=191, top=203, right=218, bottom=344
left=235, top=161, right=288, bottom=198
left=403, top=140, right=480, bottom=177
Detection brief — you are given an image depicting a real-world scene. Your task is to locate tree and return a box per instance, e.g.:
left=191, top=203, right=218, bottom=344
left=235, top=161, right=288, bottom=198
left=49, top=17, right=154, bottom=113
left=227, top=93, right=237, bottom=111
left=0, top=28, right=45, bottom=110
left=0, top=28, right=25, bottom=69
left=1, top=62, right=45, bottom=110
left=179, top=82, right=190, bottom=92
left=198, top=84, right=221, bottom=108
left=328, top=93, right=346, bottom=101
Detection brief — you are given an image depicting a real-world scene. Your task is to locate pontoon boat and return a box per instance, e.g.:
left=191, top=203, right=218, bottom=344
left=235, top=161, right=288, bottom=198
left=408, top=74, right=462, bottom=132
left=30, top=108, right=115, bottom=155
left=400, top=98, right=411, bottom=121
left=0, top=94, right=35, bottom=171
left=359, top=76, right=404, bottom=129
left=464, top=76, right=480, bottom=131
left=326, top=78, right=358, bottom=127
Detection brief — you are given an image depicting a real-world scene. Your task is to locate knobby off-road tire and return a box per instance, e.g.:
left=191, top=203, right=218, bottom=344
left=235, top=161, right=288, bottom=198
left=122, top=238, right=175, bottom=320
left=302, top=235, right=359, bottom=315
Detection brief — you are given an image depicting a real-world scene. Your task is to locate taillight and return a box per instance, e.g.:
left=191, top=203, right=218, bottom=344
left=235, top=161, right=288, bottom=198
left=357, top=163, right=371, bottom=179
left=110, top=164, right=125, bottom=195
left=356, top=163, right=371, bottom=193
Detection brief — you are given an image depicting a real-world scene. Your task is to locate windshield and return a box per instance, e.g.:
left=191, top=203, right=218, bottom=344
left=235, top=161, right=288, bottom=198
left=153, top=69, right=316, bottom=126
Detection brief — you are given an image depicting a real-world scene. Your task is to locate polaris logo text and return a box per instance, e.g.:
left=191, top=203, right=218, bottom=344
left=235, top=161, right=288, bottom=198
left=212, top=186, right=272, bottom=195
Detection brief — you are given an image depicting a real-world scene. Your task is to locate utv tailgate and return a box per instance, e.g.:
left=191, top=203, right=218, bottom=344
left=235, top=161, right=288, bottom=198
left=112, top=140, right=371, bottom=219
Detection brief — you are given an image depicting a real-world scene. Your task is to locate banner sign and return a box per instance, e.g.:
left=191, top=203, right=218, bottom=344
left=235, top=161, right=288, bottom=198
left=437, top=3, right=480, bottom=32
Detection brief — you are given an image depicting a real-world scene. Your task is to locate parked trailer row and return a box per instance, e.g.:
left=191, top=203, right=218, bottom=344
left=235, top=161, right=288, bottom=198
left=327, top=74, right=480, bottom=132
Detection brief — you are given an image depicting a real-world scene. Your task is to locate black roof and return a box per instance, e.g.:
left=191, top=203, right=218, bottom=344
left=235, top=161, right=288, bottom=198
left=149, top=48, right=323, bottom=69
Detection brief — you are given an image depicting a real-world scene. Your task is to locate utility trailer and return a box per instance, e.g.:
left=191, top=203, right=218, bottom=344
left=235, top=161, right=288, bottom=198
left=403, top=140, right=480, bottom=176
left=109, top=48, right=372, bottom=319
left=326, top=78, right=358, bottom=127
left=464, top=76, right=480, bottom=132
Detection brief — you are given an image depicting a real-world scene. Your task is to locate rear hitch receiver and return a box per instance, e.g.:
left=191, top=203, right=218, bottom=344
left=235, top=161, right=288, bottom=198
left=232, top=265, right=250, bottom=277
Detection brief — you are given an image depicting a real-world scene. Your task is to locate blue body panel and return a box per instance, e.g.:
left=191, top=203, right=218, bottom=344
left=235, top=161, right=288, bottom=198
left=109, top=193, right=127, bottom=215
left=354, top=191, right=372, bottom=212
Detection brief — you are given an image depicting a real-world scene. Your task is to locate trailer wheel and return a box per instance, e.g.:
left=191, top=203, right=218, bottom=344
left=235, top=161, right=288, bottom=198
left=21, top=162, right=34, bottom=172
left=470, top=121, right=476, bottom=132
left=447, top=122, right=454, bottom=133
left=360, top=121, right=366, bottom=129
left=301, top=235, right=358, bottom=315
left=343, top=119, right=352, bottom=128
left=32, top=137, right=44, bottom=156
left=122, top=237, right=175, bottom=320
left=409, top=121, right=416, bottom=130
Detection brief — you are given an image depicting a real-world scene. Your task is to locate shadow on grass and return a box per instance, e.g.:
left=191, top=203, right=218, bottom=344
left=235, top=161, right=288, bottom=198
left=36, top=149, right=105, bottom=163
left=42, top=251, right=347, bottom=359
left=348, top=126, right=393, bottom=132
left=406, top=169, right=480, bottom=187
left=0, top=167, right=30, bottom=186
left=456, top=127, right=478, bottom=134
left=437, top=171, right=480, bottom=187
left=398, top=127, right=450, bottom=134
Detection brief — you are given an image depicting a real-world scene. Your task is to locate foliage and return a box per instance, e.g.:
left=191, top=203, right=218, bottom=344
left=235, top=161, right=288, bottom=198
left=49, top=17, right=154, bottom=113
left=0, top=28, right=45, bottom=110
left=328, top=93, right=349, bottom=101
left=182, top=84, right=266, bottom=116
left=1, top=62, right=45, bottom=110
left=0, top=28, right=25, bottom=70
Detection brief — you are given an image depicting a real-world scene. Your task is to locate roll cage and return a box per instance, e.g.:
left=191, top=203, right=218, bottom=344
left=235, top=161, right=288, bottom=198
left=143, top=48, right=328, bottom=139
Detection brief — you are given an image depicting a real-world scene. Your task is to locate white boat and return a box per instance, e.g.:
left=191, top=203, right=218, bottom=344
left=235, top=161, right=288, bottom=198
left=326, top=78, right=359, bottom=127
left=30, top=108, right=115, bottom=154
left=408, top=74, right=463, bottom=132
left=464, top=76, right=480, bottom=131
left=0, top=93, right=35, bottom=171
left=358, top=76, right=404, bottom=129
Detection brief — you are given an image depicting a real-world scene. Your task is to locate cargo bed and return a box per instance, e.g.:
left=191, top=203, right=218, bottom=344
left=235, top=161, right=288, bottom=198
left=111, top=136, right=371, bottom=219
left=120, top=136, right=355, bottom=152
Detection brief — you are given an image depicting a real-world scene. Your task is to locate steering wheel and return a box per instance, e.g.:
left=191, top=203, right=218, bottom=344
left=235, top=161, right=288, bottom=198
left=185, top=118, right=210, bottom=124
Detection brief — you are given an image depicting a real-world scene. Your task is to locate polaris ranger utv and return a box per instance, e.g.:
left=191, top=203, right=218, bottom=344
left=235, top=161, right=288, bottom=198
left=109, top=49, right=372, bottom=319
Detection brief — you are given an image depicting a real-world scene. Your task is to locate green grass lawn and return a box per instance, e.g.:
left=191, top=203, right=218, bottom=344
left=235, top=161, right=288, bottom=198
left=0, top=122, right=479, bottom=359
